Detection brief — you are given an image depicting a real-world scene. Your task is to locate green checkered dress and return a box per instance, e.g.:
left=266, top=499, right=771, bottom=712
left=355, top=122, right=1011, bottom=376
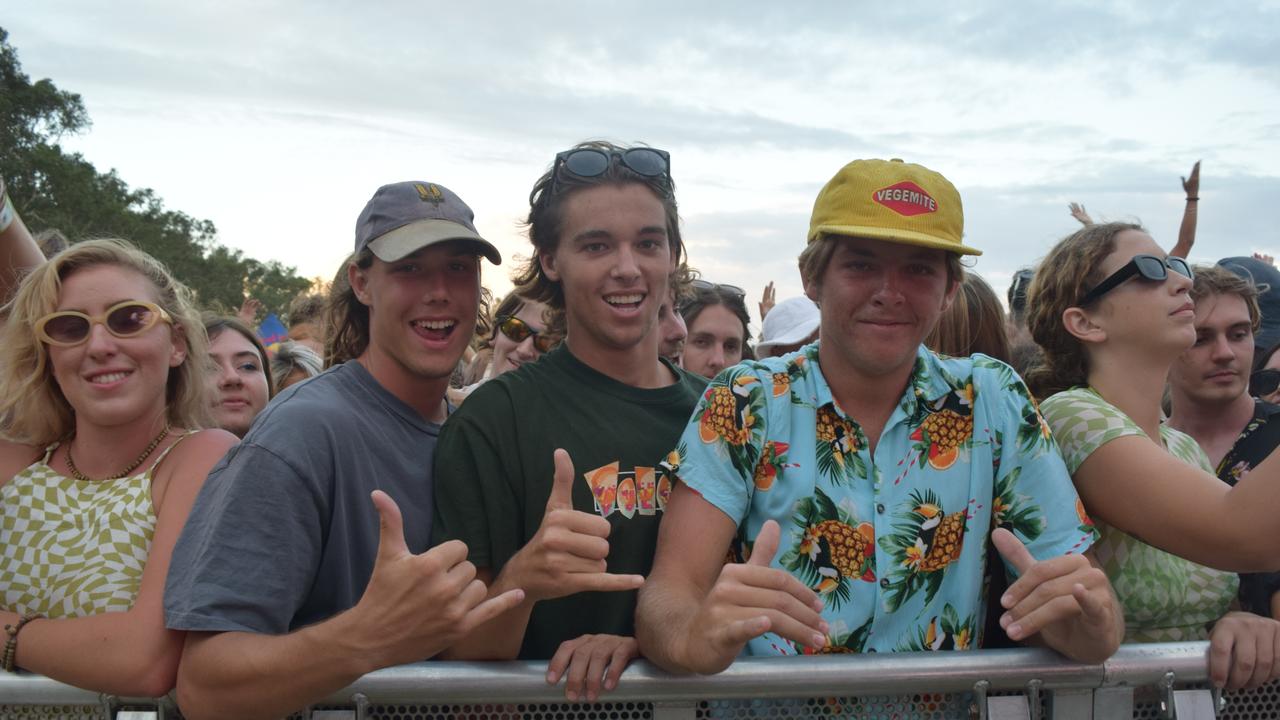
left=1040, top=388, right=1237, bottom=642
left=0, top=438, right=185, bottom=618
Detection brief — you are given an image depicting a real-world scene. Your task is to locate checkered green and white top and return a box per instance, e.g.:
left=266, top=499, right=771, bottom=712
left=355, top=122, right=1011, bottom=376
left=0, top=437, right=185, bottom=619
left=1040, top=388, right=1237, bottom=642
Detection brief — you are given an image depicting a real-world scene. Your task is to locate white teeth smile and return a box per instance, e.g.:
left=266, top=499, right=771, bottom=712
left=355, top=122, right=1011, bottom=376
left=413, top=320, right=455, bottom=330
left=90, top=371, right=130, bottom=384
left=606, top=294, right=644, bottom=305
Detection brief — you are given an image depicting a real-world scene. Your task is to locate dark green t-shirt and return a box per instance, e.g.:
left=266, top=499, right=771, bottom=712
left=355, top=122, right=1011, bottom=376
left=433, top=344, right=706, bottom=659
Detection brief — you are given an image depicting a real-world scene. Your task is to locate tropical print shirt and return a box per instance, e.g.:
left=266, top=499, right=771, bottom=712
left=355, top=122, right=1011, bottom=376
left=1216, top=400, right=1280, bottom=618
left=669, top=343, right=1097, bottom=655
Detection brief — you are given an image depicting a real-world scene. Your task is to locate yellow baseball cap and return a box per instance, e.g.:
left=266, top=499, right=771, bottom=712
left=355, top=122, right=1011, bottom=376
left=808, top=158, right=980, bottom=256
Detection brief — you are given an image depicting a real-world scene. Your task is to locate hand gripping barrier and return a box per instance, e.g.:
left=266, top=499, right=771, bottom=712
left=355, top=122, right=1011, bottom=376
left=0, top=642, right=1275, bottom=719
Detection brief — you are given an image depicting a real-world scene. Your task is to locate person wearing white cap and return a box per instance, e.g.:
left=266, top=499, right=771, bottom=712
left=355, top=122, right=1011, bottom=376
left=755, top=296, right=820, bottom=358
left=165, top=181, right=523, bottom=720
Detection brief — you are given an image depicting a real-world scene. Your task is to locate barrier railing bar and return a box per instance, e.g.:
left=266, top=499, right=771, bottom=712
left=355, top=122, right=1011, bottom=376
left=0, top=642, right=1212, bottom=707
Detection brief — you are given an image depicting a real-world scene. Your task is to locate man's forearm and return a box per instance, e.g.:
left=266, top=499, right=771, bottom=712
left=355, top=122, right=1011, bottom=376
left=440, top=565, right=535, bottom=660
left=635, top=580, right=703, bottom=674
left=1171, top=201, right=1197, bottom=258
left=176, top=612, right=376, bottom=720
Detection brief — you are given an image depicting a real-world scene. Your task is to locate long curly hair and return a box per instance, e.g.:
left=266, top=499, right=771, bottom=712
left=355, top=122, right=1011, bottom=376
left=0, top=238, right=213, bottom=445
left=323, top=250, right=370, bottom=367
left=1024, top=222, right=1144, bottom=399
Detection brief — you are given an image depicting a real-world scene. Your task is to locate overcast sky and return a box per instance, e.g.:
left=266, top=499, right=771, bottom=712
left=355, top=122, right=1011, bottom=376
left=8, top=2, right=1280, bottom=328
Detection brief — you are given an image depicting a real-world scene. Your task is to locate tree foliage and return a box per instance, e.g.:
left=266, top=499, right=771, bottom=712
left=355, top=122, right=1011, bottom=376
left=0, top=27, right=310, bottom=318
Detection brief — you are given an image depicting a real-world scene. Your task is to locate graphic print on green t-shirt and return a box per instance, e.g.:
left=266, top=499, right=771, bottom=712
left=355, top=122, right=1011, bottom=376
left=583, top=460, right=674, bottom=517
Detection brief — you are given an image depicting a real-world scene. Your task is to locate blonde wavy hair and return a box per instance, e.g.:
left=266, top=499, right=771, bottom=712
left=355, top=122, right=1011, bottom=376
left=0, top=238, right=213, bottom=445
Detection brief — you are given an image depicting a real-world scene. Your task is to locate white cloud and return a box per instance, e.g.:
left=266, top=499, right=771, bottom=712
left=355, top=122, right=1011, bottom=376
left=4, top=1, right=1278, bottom=312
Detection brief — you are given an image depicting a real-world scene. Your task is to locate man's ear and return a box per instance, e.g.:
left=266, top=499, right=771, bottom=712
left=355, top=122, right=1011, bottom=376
left=1062, top=306, right=1107, bottom=345
left=802, top=277, right=820, bottom=307
left=940, top=276, right=962, bottom=313
left=539, top=251, right=560, bottom=282
left=349, top=262, right=372, bottom=306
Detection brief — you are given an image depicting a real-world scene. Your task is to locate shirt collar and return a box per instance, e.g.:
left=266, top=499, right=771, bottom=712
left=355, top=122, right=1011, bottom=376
left=810, top=343, right=956, bottom=418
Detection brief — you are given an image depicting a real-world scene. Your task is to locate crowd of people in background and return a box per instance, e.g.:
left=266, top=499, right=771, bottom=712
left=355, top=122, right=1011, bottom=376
left=2, top=148, right=1280, bottom=718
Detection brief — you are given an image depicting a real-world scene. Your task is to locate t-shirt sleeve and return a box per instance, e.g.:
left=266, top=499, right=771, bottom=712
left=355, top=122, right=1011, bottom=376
left=164, top=442, right=327, bottom=634
left=1039, top=388, right=1145, bottom=474
left=432, top=386, right=522, bottom=572
left=985, top=368, right=1098, bottom=567
left=667, top=367, right=768, bottom=525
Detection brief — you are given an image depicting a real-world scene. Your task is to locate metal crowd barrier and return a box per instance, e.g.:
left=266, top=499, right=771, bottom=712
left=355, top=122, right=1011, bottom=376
left=1, top=642, right=1277, bottom=719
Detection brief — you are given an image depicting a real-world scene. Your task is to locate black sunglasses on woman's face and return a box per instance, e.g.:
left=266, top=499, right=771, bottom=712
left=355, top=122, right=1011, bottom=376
left=1077, top=254, right=1193, bottom=307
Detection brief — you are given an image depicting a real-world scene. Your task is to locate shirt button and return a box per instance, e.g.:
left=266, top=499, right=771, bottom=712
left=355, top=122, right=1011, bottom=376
left=876, top=503, right=885, bottom=514
left=880, top=578, right=890, bottom=588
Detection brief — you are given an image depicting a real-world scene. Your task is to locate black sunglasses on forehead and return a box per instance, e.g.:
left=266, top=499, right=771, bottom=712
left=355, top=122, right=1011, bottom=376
left=550, top=147, right=672, bottom=196
left=1077, top=254, right=1193, bottom=307
left=690, top=279, right=746, bottom=299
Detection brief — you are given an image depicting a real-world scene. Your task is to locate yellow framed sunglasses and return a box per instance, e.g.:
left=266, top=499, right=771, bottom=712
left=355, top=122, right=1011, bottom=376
left=35, top=300, right=173, bottom=346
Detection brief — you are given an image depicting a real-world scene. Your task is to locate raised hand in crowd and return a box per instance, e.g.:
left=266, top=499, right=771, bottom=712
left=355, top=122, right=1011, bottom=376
left=1170, top=160, right=1201, bottom=258
left=1182, top=160, right=1201, bottom=199
left=546, top=633, right=639, bottom=703
left=758, top=281, right=775, bottom=321
left=993, top=529, right=1122, bottom=663
left=236, top=296, right=262, bottom=325
left=639, top=510, right=827, bottom=675
left=0, top=175, right=45, bottom=303
left=1206, top=611, right=1280, bottom=691
left=1254, top=252, right=1275, bottom=267
left=1068, top=202, right=1094, bottom=227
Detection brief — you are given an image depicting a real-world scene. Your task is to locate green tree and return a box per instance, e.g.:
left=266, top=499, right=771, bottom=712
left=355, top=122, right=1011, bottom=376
left=0, top=26, right=309, bottom=319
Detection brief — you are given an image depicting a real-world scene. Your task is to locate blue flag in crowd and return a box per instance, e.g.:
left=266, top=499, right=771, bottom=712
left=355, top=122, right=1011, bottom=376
left=257, top=313, right=288, bottom=354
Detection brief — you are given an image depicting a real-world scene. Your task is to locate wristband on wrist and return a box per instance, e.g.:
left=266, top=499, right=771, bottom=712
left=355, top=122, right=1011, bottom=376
left=0, top=192, right=14, bottom=234
left=1186, top=197, right=1199, bottom=202
left=3, top=612, right=41, bottom=673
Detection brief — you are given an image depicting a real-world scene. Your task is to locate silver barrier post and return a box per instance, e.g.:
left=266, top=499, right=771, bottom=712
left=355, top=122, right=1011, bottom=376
left=973, top=679, right=991, bottom=720
left=1092, top=686, right=1135, bottom=720
left=1171, top=688, right=1218, bottom=719
left=1050, top=688, right=1093, bottom=719
left=1026, top=677, right=1042, bottom=720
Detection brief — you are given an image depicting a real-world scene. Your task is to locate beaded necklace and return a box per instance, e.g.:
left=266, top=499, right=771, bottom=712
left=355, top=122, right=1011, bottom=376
left=64, top=425, right=171, bottom=482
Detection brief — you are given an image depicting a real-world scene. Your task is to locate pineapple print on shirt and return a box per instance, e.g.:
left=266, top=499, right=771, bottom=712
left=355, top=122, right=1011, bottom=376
left=816, top=405, right=868, bottom=483
left=697, top=370, right=765, bottom=480
left=879, top=489, right=968, bottom=611
left=671, top=344, right=1096, bottom=655
left=908, top=385, right=975, bottom=471
left=897, top=604, right=977, bottom=651
left=780, top=487, right=875, bottom=611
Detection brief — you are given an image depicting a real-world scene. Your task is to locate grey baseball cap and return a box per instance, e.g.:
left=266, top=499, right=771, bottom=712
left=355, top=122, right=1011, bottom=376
left=354, top=181, right=501, bottom=265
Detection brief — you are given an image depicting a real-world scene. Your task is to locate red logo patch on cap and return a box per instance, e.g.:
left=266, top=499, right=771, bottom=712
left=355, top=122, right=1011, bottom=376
left=873, top=182, right=938, bottom=217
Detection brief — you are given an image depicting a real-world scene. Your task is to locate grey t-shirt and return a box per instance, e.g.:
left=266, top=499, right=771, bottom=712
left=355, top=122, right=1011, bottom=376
left=165, top=361, right=441, bottom=634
